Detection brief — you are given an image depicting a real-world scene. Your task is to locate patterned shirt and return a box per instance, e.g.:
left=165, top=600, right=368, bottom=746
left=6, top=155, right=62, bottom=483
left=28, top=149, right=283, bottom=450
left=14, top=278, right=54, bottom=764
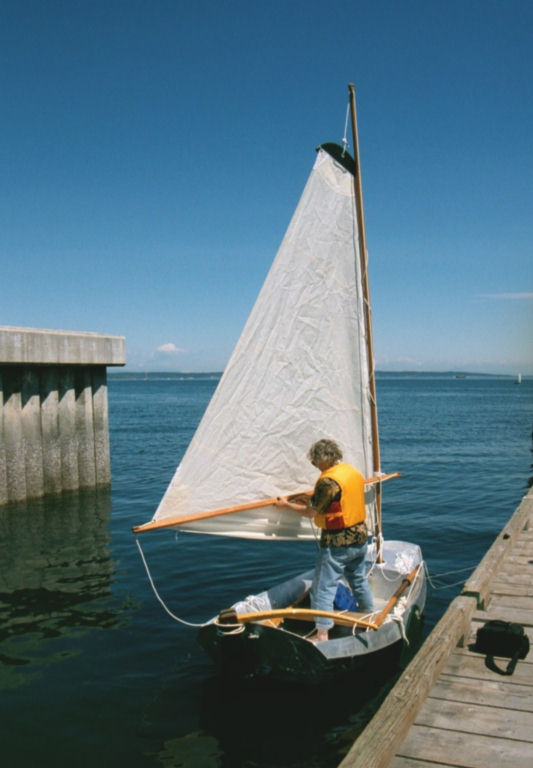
left=312, top=477, right=368, bottom=547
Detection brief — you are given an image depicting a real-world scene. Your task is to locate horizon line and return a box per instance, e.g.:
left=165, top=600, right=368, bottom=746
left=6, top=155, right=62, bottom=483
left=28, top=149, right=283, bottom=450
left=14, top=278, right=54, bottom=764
left=109, top=369, right=529, bottom=378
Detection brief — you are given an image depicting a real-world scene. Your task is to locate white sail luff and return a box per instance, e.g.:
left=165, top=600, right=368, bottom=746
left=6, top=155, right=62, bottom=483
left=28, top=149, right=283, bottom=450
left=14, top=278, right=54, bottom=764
left=152, top=148, right=375, bottom=539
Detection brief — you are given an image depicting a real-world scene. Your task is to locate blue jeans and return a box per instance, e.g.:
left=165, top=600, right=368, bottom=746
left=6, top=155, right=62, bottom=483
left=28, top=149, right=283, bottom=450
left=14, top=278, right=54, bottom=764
left=310, top=540, right=374, bottom=630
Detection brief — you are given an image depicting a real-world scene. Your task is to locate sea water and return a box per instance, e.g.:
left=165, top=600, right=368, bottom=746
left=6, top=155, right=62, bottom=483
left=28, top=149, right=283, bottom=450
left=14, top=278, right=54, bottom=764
left=1, top=373, right=531, bottom=767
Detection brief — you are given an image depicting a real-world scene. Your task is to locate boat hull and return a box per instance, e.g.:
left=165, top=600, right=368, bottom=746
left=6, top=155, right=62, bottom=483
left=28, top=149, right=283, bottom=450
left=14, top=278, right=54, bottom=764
left=197, top=540, right=426, bottom=683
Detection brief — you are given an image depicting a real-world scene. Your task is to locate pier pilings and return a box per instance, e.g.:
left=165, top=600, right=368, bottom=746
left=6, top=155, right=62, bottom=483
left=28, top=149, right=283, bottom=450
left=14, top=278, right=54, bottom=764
left=0, top=327, right=125, bottom=505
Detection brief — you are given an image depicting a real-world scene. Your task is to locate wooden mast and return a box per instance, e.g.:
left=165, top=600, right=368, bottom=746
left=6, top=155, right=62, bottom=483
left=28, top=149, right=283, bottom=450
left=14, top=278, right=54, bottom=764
left=348, top=83, right=383, bottom=558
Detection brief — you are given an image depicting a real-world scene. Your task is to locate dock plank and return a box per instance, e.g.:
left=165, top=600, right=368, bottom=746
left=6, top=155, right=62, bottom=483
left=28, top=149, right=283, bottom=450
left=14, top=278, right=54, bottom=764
left=415, top=695, right=533, bottom=740
left=498, top=554, right=533, bottom=567
left=494, top=564, right=533, bottom=579
left=491, top=578, right=533, bottom=596
left=472, top=602, right=533, bottom=625
left=485, top=594, right=533, bottom=609
left=439, top=649, right=533, bottom=685
left=392, top=761, right=456, bottom=768
left=432, top=673, right=533, bottom=712
left=391, top=724, right=533, bottom=768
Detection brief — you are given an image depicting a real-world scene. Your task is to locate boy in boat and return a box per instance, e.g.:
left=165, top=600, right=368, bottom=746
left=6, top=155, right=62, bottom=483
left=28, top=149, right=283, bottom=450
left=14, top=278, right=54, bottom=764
left=275, top=438, right=374, bottom=642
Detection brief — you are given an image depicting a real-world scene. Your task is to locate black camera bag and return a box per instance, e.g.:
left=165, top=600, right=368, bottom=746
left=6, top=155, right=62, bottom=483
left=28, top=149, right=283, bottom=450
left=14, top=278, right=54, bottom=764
left=475, top=619, right=529, bottom=675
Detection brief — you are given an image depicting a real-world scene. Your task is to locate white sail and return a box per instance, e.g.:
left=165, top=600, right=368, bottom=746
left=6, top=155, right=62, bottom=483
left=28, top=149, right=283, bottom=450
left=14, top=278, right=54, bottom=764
left=151, top=148, right=375, bottom=539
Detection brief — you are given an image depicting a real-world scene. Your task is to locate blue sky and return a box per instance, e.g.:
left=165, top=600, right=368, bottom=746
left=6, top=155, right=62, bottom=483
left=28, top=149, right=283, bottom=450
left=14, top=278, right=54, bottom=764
left=2, top=0, right=532, bottom=374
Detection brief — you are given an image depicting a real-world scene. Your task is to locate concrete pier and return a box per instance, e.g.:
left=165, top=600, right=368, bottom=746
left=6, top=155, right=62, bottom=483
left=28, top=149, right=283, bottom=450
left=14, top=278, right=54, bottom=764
left=0, top=327, right=125, bottom=505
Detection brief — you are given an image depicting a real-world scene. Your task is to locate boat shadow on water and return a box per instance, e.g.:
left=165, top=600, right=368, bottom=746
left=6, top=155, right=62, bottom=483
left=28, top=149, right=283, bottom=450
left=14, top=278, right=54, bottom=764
left=196, top=615, right=424, bottom=768
left=184, top=577, right=425, bottom=768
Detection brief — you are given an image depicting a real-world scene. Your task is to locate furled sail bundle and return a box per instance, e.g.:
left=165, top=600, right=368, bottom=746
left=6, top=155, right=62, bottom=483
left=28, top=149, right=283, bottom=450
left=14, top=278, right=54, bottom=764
left=146, top=147, right=375, bottom=539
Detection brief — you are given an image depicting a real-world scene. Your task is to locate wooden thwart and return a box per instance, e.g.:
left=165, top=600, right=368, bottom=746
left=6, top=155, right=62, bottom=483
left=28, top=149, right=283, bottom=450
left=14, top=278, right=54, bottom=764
left=219, top=607, right=379, bottom=630
left=217, top=566, right=420, bottom=633
left=132, top=471, right=401, bottom=534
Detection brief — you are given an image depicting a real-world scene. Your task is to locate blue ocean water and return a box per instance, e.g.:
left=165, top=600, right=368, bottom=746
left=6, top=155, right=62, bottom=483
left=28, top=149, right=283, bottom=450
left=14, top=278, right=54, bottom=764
left=1, top=372, right=531, bottom=767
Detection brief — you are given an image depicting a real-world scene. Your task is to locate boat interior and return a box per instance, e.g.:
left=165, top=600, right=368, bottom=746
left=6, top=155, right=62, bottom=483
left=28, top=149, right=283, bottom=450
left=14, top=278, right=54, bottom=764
left=229, top=543, right=424, bottom=641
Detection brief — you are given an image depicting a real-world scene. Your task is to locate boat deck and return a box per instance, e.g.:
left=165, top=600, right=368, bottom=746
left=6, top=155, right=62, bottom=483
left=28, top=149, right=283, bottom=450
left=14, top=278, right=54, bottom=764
left=338, top=487, right=533, bottom=768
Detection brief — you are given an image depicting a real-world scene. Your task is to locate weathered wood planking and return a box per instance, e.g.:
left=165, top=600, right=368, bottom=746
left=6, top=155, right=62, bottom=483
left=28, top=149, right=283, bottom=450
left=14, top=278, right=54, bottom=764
left=391, top=723, right=532, bottom=768
left=338, top=488, right=533, bottom=768
left=476, top=598, right=533, bottom=624
left=417, top=690, right=533, bottom=740
left=461, top=493, right=532, bottom=609
left=432, top=673, right=533, bottom=712
left=392, top=760, right=456, bottom=768
left=491, top=576, right=533, bottom=597
left=440, top=647, right=533, bottom=684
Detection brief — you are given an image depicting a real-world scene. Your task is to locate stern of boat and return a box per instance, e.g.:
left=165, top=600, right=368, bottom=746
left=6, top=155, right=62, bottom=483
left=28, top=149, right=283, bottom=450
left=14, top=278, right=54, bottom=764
left=198, top=620, right=332, bottom=682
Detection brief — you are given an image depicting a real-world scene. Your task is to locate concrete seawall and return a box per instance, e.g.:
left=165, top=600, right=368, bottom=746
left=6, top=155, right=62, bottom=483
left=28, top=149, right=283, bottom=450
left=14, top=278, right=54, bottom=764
left=0, top=327, right=125, bottom=505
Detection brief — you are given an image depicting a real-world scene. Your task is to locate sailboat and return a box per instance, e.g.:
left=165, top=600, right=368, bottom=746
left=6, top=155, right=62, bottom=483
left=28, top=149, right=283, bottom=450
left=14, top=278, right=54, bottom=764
left=133, top=85, right=426, bottom=683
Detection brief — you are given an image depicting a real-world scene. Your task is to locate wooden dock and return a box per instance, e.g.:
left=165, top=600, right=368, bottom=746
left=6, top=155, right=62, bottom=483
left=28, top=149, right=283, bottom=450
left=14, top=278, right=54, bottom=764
left=339, top=487, right=533, bottom=768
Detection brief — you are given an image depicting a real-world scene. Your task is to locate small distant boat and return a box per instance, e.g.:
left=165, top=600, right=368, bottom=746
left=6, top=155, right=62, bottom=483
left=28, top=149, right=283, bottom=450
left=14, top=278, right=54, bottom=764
left=133, top=84, right=427, bottom=683
left=517, top=373, right=522, bottom=385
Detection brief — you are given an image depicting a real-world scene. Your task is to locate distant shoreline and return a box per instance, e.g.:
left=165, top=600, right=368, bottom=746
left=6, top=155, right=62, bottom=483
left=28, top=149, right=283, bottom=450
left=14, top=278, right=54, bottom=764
left=108, top=370, right=528, bottom=380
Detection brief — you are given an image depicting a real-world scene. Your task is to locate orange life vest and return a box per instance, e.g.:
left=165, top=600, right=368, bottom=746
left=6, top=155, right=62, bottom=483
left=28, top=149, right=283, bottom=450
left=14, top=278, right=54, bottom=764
left=313, top=462, right=366, bottom=530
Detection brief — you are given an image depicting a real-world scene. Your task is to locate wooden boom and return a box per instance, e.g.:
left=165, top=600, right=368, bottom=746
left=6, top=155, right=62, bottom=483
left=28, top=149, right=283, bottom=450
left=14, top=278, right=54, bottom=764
left=132, top=472, right=401, bottom=534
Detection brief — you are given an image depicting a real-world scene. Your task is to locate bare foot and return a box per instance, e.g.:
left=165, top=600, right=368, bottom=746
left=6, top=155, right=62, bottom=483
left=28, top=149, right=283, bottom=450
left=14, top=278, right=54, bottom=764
left=309, top=629, right=329, bottom=643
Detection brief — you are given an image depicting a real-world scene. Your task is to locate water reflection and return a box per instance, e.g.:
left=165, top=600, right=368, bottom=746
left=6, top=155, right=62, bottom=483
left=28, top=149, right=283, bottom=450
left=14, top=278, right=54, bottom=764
left=0, top=489, right=122, bottom=687
left=194, top=666, right=402, bottom=768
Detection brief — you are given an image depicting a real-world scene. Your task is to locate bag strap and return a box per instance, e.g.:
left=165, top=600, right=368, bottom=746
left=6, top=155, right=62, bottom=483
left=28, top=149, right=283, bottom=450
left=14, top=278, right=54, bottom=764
left=485, top=649, right=521, bottom=676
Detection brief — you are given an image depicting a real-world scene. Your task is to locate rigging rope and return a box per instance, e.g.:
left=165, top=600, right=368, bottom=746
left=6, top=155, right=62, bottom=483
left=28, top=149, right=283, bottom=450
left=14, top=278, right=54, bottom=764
left=425, top=563, right=477, bottom=591
left=389, top=612, right=408, bottom=643
left=135, top=536, right=211, bottom=628
left=368, top=532, right=476, bottom=592
left=341, top=101, right=350, bottom=156
left=213, top=618, right=245, bottom=634
left=136, top=529, right=437, bottom=638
